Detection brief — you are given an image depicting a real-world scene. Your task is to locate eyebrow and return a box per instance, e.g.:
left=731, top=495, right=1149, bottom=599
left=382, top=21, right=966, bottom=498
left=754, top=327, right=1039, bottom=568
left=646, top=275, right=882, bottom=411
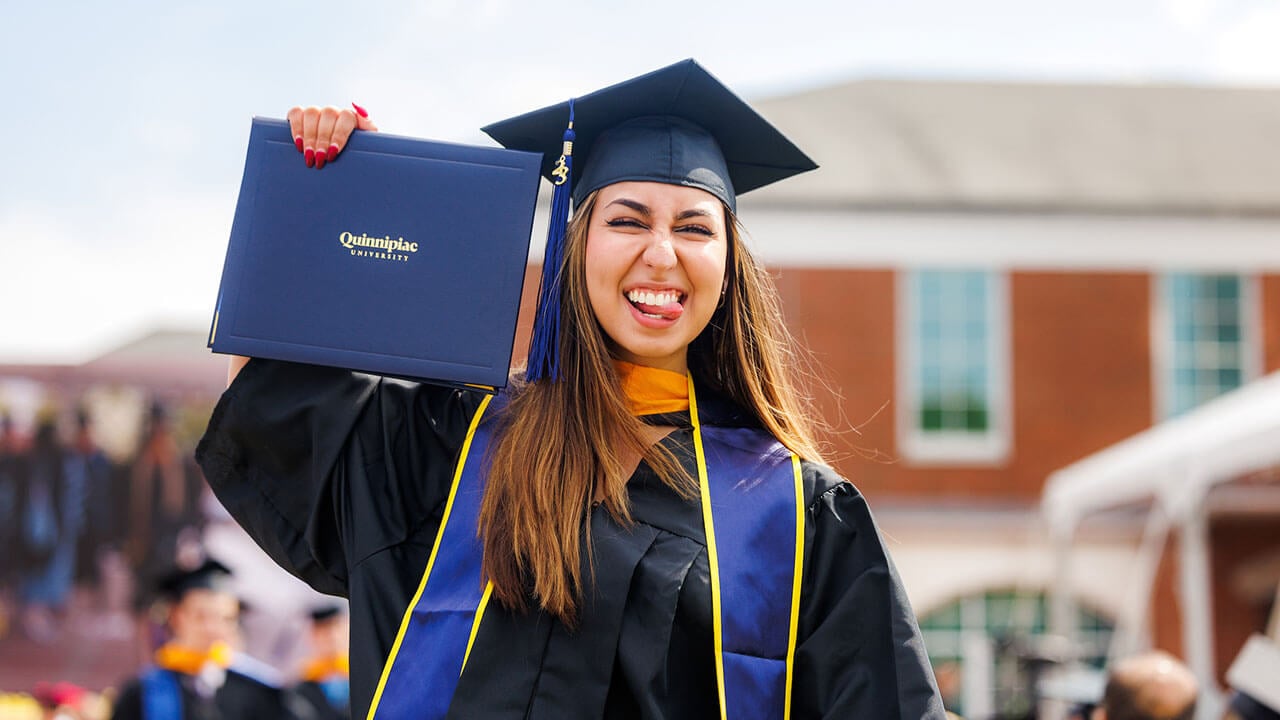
left=676, top=208, right=713, bottom=220
left=605, top=198, right=652, bottom=216
left=604, top=198, right=715, bottom=221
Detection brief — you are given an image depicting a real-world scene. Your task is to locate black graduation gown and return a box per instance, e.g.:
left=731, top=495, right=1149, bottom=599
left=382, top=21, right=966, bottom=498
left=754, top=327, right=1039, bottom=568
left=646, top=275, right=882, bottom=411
left=195, top=359, right=944, bottom=719
left=110, top=668, right=291, bottom=720
left=291, top=680, right=350, bottom=720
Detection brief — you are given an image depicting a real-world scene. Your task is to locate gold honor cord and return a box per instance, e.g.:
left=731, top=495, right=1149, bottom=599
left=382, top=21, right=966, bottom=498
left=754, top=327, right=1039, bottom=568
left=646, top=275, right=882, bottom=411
left=366, top=393, right=494, bottom=720
left=783, top=454, right=805, bottom=720
left=687, top=375, right=729, bottom=720
left=460, top=582, right=495, bottom=674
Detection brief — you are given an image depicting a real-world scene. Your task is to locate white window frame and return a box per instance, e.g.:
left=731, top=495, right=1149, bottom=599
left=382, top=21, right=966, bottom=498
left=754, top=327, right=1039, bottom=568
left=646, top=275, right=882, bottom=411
left=896, top=269, right=1011, bottom=465
left=1151, top=272, right=1261, bottom=421
left=918, top=589, right=1116, bottom=718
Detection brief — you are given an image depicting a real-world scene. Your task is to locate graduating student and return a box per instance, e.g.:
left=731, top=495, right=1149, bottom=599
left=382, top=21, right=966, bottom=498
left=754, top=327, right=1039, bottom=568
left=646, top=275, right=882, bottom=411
left=18, top=420, right=79, bottom=644
left=291, top=605, right=351, bottom=720
left=196, top=59, right=944, bottom=719
left=110, top=559, right=293, bottom=720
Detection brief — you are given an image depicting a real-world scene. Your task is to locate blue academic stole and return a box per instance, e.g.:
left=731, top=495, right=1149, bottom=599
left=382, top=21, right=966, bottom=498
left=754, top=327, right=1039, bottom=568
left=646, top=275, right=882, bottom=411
left=140, top=667, right=183, bottom=720
left=367, top=381, right=805, bottom=720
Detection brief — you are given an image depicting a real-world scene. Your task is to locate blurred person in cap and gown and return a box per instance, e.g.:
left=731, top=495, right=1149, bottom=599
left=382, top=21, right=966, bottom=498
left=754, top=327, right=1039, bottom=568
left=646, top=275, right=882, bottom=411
left=1222, top=634, right=1280, bottom=720
left=196, top=59, right=944, bottom=718
left=127, top=402, right=203, bottom=605
left=0, top=412, right=22, bottom=637
left=290, top=605, right=351, bottom=720
left=1092, top=650, right=1197, bottom=720
left=18, top=419, right=84, bottom=643
left=110, top=559, right=294, bottom=720
left=67, top=407, right=117, bottom=591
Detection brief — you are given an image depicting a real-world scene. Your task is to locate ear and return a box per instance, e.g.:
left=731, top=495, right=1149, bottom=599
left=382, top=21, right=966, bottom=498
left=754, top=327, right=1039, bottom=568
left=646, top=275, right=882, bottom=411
left=1091, top=707, right=1106, bottom=720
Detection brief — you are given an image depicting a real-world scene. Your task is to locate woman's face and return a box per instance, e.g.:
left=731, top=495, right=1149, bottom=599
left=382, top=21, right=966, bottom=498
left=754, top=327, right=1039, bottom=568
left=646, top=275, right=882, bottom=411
left=584, top=181, right=728, bottom=374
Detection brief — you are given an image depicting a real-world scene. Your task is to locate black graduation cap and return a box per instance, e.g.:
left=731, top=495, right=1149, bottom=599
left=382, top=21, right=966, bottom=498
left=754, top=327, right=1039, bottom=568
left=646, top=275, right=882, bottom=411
left=155, top=558, right=235, bottom=601
left=309, top=604, right=346, bottom=624
left=1231, top=693, right=1280, bottom=720
left=483, top=58, right=816, bottom=214
left=481, top=59, right=817, bottom=382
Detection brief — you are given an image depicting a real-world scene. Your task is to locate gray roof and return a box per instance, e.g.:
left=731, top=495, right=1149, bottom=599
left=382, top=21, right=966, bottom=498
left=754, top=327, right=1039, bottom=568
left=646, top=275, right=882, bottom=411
left=0, top=329, right=226, bottom=396
left=747, top=78, right=1280, bottom=215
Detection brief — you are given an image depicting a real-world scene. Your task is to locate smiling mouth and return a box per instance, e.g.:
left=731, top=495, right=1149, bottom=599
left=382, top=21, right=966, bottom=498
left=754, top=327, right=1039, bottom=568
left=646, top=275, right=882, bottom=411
left=625, top=289, right=685, bottom=320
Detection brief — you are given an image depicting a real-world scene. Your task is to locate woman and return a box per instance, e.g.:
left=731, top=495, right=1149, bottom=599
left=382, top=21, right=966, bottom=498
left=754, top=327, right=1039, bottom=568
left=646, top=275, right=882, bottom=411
left=197, top=60, right=944, bottom=719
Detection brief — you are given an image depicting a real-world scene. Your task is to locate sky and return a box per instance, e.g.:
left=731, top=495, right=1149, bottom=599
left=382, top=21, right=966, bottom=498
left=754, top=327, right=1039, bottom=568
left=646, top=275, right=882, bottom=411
left=2, top=0, right=1279, bottom=363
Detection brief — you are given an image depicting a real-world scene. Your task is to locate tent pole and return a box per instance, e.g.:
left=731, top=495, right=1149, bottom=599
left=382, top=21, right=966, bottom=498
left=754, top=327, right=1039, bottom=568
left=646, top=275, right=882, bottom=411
left=1108, top=502, right=1170, bottom=663
left=1048, top=514, right=1078, bottom=645
left=1177, top=498, right=1220, bottom=720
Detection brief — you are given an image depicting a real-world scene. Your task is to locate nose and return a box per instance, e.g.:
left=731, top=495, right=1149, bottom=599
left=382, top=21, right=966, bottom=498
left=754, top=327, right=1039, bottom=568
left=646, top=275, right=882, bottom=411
left=642, top=232, right=676, bottom=269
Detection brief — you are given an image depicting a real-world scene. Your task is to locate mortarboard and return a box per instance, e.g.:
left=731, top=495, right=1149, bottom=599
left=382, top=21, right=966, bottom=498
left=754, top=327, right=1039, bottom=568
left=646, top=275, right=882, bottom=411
left=481, top=59, right=817, bottom=383
left=309, top=604, right=347, bottom=624
left=155, top=558, right=235, bottom=602
left=1227, top=634, right=1280, bottom=719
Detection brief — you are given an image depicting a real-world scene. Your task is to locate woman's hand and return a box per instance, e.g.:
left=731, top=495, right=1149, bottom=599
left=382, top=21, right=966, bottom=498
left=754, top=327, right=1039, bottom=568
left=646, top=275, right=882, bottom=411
left=287, top=102, right=378, bottom=169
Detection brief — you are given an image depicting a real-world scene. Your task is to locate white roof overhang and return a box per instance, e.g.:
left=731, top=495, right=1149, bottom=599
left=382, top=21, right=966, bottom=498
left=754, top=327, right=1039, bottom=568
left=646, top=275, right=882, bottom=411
left=1043, top=371, right=1280, bottom=532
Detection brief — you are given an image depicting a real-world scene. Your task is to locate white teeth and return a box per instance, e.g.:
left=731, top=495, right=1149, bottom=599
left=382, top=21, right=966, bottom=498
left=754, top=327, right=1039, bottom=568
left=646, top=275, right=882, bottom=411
left=627, top=289, right=679, bottom=306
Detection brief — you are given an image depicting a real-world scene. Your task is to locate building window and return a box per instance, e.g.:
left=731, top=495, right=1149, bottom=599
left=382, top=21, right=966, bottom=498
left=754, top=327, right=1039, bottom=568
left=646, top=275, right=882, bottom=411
left=919, top=590, right=1115, bottom=718
left=1159, top=274, right=1257, bottom=418
left=898, top=270, right=1009, bottom=463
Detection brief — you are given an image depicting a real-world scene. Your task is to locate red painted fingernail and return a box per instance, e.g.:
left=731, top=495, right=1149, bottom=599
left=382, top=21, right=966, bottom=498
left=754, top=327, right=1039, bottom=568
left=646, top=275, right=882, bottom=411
left=315, top=149, right=327, bottom=169
left=327, top=144, right=340, bottom=160
left=304, top=147, right=315, bottom=168
left=294, top=136, right=304, bottom=152
left=351, top=102, right=368, bottom=118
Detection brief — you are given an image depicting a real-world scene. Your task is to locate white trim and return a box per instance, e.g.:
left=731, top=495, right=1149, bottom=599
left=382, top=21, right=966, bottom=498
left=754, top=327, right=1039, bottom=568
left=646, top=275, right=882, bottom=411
left=736, top=208, right=1280, bottom=271
left=1150, top=276, right=1171, bottom=423
left=895, top=541, right=1133, bottom=628
left=1151, top=272, right=1261, bottom=421
left=1244, top=274, right=1265, bottom=384
left=896, top=270, right=1011, bottom=465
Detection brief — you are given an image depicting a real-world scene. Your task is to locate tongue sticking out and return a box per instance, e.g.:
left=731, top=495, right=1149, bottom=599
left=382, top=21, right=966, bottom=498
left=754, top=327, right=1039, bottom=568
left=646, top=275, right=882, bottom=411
left=632, top=299, right=684, bottom=320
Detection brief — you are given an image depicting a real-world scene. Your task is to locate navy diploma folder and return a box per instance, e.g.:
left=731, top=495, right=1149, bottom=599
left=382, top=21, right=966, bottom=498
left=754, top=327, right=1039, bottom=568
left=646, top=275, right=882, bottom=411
left=209, top=118, right=542, bottom=388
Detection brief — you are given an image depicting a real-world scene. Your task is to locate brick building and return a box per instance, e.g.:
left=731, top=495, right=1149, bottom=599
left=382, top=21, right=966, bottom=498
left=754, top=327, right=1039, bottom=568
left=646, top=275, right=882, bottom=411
left=730, top=78, right=1280, bottom=716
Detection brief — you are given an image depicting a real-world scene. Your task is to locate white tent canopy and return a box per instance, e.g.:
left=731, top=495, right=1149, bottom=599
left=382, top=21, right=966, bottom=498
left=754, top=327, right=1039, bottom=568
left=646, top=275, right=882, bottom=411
left=1042, top=370, right=1280, bottom=720
left=1044, top=370, right=1280, bottom=531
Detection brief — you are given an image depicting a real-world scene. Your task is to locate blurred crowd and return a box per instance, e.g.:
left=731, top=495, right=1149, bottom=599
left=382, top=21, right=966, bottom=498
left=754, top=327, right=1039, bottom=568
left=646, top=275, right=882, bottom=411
left=1, top=401, right=1276, bottom=720
left=0, top=401, right=351, bottom=720
left=0, top=402, right=201, bottom=646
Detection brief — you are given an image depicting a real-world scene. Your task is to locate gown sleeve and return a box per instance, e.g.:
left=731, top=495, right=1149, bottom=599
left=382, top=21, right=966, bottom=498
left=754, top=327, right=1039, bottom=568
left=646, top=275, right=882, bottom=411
left=194, top=358, right=483, bottom=596
left=109, top=679, right=143, bottom=720
left=792, top=464, right=946, bottom=719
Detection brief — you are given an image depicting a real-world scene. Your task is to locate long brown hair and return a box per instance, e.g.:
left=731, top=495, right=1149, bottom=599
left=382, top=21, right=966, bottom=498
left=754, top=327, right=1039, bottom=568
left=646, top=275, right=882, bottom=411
left=479, top=190, right=829, bottom=625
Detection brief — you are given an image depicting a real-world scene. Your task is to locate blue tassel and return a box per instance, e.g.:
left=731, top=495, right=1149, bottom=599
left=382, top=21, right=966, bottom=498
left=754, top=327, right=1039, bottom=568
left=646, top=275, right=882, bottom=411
left=526, top=100, right=576, bottom=383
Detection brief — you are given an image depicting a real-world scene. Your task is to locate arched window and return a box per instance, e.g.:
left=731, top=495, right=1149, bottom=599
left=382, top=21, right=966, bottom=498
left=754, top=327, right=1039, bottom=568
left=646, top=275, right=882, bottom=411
left=918, top=589, right=1114, bottom=718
